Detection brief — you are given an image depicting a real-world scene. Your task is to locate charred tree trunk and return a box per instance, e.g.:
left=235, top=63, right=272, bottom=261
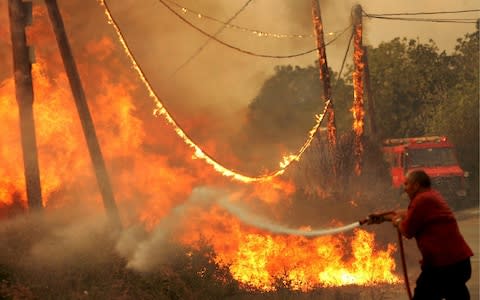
left=311, top=0, right=337, bottom=176
left=44, top=0, right=121, bottom=227
left=8, top=0, right=43, bottom=210
left=351, top=4, right=365, bottom=176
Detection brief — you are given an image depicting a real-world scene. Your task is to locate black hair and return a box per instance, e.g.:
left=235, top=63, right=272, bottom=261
left=408, top=169, right=431, bottom=188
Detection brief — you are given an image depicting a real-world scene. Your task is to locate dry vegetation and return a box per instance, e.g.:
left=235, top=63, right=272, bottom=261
left=0, top=137, right=409, bottom=300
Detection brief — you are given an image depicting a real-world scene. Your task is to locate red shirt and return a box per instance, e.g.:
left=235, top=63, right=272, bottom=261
left=399, top=189, right=473, bottom=267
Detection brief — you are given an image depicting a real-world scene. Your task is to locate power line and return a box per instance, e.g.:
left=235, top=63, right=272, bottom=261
left=99, top=0, right=334, bottom=183
left=158, top=0, right=351, bottom=59
left=333, top=30, right=354, bottom=94
left=363, top=14, right=478, bottom=24
left=170, top=0, right=253, bottom=77
left=165, top=0, right=316, bottom=39
left=362, top=8, right=479, bottom=24
left=364, top=8, right=480, bottom=16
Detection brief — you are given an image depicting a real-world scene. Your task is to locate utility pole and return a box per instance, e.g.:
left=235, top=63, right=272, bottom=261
left=312, top=0, right=339, bottom=184
left=44, top=0, right=121, bottom=227
left=8, top=0, right=43, bottom=210
left=351, top=4, right=365, bottom=176
left=311, top=0, right=337, bottom=174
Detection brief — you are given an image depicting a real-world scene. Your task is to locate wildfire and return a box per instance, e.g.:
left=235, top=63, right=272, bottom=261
left=0, top=3, right=400, bottom=292
left=100, top=0, right=334, bottom=183
left=352, top=21, right=365, bottom=176
left=181, top=209, right=400, bottom=291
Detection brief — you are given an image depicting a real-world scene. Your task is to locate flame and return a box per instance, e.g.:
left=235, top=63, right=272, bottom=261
left=351, top=24, right=365, bottom=175
left=100, top=0, right=333, bottom=183
left=182, top=210, right=400, bottom=291
left=0, top=3, right=401, bottom=292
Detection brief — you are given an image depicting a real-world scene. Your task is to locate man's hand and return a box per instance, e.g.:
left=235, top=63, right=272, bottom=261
left=391, top=209, right=407, bottom=227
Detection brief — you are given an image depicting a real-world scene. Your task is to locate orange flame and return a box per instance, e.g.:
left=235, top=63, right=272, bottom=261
left=0, top=3, right=400, bottom=291
left=351, top=24, right=365, bottom=175
left=181, top=210, right=400, bottom=291
left=100, top=0, right=334, bottom=183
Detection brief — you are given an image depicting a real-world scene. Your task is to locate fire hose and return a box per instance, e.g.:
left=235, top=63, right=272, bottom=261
left=360, top=212, right=413, bottom=300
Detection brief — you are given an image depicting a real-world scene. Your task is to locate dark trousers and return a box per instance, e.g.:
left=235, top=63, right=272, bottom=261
left=413, top=258, right=472, bottom=300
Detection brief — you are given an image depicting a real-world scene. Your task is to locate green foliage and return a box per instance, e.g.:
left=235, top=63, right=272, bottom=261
left=424, top=31, right=479, bottom=201
left=232, top=64, right=353, bottom=171
left=237, top=30, right=479, bottom=201
left=367, top=38, right=450, bottom=138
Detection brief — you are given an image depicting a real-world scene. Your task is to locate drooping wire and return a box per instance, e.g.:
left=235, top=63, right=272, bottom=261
left=164, top=0, right=315, bottom=39
left=158, top=0, right=351, bottom=59
left=170, top=0, right=253, bottom=77
left=333, top=29, right=354, bottom=93
left=99, top=0, right=333, bottom=183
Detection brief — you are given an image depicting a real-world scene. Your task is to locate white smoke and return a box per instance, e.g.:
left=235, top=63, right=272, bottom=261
left=117, top=186, right=360, bottom=272
left=115, top=186, right=218, bottom=271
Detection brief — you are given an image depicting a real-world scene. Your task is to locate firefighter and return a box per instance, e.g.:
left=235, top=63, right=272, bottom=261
left=370, top=169, right=473, bottom=299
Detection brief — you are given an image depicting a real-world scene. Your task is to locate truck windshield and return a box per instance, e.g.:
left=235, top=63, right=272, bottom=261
left=407, top=148, right=458, bottom=168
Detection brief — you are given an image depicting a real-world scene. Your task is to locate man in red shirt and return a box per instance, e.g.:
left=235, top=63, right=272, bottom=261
left=374, top=169, right=473, bottom=299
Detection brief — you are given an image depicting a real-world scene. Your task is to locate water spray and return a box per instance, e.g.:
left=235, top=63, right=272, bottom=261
left=217, top=197, right=362, bottom=237
left=191, top=187, right=389, bottom=237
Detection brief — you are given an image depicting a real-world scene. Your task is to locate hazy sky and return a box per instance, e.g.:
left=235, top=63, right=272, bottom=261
left=102, top=0, right=478, bottom=118
left=4, top=0, right=478, bottom=143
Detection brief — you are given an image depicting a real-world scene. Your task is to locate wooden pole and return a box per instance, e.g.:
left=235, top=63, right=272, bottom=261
left=311, top=0, right=337, bottom=148
left=311, top=0, right=338, bottom=183
left=44, top=0, right=121, bottom=226
left=8, top=0, right=43, bottom=210
left=351, top=4, right=365, bottom=175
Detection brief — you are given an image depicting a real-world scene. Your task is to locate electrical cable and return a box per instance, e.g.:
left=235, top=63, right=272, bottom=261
left=158, top=0, right=351, bottom=59
left=365, top=8, right=480, bottom=16
left=170, top=0, right=253, bottom=77
left=98, top=0, right=337, bottom=183
left=333, top=29, right=354, bottom=93
left=363, top=13, right=478, bottom=24
left=164, top=0, right=315, bottom=39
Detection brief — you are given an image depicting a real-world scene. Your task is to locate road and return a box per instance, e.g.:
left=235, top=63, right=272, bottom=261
left=385, top=206, right=479, bottom=299
left=458, top=207, right=479, bottom=299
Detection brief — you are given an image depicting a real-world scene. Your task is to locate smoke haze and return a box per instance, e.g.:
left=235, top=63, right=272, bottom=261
left=2, top=0, right=477, bottom=161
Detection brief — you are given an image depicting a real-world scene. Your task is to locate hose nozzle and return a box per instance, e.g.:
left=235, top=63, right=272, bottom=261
left=360, top=211, right=395, bottom=225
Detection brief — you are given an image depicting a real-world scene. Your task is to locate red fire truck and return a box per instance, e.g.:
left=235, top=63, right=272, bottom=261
left=382, top=136, right=468, bottom=209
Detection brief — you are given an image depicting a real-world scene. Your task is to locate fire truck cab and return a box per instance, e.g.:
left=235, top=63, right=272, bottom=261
left=382, top=136, right=468, bottom=209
